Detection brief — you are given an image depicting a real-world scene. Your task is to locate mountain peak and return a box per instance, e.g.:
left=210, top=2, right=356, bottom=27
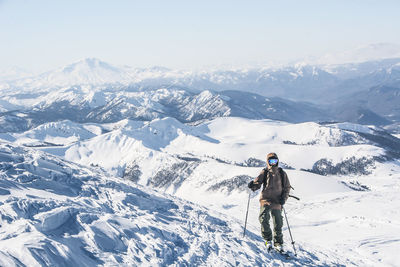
left=20, top=58, right=134, bottom=87
left=61, top=58, right=119, bottom=73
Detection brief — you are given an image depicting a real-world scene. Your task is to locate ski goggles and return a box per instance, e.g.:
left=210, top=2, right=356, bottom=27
left=268, top=158, right=279, bottom=165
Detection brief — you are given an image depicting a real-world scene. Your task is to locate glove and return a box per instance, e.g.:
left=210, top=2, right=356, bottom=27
left=279, top=197, right=286, bottom=205
left=248, top=181, right=254, bottom=189
left=248, top=181, right=256, bottom=191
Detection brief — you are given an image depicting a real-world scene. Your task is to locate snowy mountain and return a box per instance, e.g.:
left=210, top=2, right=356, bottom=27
left=1, top=116, right=400, bottom=266
left=0, top=88, right=331, bottom=134
left=320, top=57, right=400, bottom=80
left=1, top=54, right=400, bottom=128
left=2, top=44, right=400, bottom=266
left=0, top=58, right=187, bottom=95
left=332, top=85, right=400, bottom=125
left=1, top=52, right=400, bottom=101
left=33, top=117, right=391, bottom=181
left=11, top=120, right=99, bottom=146
left=4, top=58, right=134, bottom=89
left=5, top=116, right=393, bottom=202
left=321, top=62, right=400, bottom=102
left=1, top=80, right=399, bottom=137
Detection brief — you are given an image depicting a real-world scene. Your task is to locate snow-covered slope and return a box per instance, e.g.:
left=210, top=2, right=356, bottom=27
left=0, top=142, right=272, bottom=266
left=34, top=115, right=392, bottom=206
left=0, top=141, right=357, bottom=266
left=1, top=114, right=400, bottom=266
left=11, top=120, right=99, bottom=146
left=8, top=116, right=395, bottom=195
left=44, top=117, right=383, bottom=176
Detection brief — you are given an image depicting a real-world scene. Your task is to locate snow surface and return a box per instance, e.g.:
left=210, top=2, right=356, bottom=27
left=1, top=116, right=399, bottom=266
left=35, top=117, right=381, bottom=177
left=0, top=141, right=357, bottom=266
left=11, top=120, right=97, bottom=146
left=2, top=143, right=257, bottom=265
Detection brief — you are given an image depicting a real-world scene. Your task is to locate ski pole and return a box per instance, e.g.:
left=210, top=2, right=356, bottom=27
left=289, top=194, right=300, bottom=201
left=243, top=191, right=251, bottom=238
left=283, top=206, right=297, bottom=256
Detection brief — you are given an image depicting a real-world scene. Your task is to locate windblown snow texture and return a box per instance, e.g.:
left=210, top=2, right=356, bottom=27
left=0, top=142, right=276, bottom=266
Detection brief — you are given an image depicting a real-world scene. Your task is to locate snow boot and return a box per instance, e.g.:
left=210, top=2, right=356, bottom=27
left=274, top=243, right=285, bottom=253
left=265, top=240, right=273, bottom=251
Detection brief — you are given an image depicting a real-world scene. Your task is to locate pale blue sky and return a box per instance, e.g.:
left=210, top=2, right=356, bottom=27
left=1, top=0, right=399, bottom=72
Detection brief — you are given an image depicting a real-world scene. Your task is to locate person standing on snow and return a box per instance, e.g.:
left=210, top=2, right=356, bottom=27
left=248, top=152, right=291, bottom=251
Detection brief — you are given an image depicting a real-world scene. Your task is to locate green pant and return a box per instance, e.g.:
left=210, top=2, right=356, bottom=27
left=259, top=205, right=283, bottom=244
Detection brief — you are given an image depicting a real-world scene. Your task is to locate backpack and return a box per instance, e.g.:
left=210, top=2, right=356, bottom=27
left=262, top=167, right=286, bottom=191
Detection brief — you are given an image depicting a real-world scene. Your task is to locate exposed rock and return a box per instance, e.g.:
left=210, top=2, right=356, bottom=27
left=304, top=157, right=375, bottom=176
left=123, top=164, right=142, bottom=183
left=207, top=175, right=252, bottom=194
left=147, top=161, right=200, bottom=192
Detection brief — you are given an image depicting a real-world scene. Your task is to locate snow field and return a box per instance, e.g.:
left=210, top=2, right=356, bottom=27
left=1, top=116, right=398, bottom=266
left=0, top=141, right=351, bottom=266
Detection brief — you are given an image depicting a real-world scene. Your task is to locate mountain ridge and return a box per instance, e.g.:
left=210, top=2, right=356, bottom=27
left=2, top=56, right=400, bottom=99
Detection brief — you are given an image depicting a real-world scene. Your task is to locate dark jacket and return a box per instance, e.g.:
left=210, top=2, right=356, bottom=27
left=252, top=166, right=291, bottom=210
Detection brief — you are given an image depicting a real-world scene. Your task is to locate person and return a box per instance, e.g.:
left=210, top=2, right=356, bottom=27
left=248, top=152, right=291, bottom=251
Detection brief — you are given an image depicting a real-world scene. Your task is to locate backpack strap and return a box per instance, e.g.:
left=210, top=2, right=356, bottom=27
left=279, top=167, right=285, bottom=187
left=262, top=167, right=269, bottom=191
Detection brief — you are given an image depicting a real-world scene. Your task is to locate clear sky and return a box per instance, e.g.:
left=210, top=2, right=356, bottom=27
left=1, top=0, right=400, bottom=72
